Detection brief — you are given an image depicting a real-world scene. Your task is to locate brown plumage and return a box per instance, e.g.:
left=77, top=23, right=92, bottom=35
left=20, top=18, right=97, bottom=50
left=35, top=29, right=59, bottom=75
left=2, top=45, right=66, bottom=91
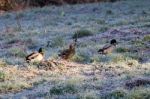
left=26, top=48, right=44, bottom=63
left=58, top=38, right=77, bottom=60
left=98, top=39, right=117, bottom=54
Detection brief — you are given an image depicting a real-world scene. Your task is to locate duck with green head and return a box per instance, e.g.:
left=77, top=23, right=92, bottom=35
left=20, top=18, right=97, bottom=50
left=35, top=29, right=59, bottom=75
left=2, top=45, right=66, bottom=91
left=98, top=39, right=117, bottom=54
left=26, top=47, right=45, bottom=63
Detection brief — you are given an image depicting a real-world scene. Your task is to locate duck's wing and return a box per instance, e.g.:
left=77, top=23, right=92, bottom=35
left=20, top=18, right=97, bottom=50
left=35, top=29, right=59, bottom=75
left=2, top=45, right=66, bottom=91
left=102, top=44, right=111, bottom=50
left=98, top=44, right=110, bottom=52
left=26, top=52, right=39, bottom=60
left=59, top=49, right=70, bottom=57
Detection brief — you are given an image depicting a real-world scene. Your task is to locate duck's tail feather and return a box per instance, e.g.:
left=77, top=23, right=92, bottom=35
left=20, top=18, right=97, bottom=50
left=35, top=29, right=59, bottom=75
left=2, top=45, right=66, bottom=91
left=98, top=49, right=103, bottom=54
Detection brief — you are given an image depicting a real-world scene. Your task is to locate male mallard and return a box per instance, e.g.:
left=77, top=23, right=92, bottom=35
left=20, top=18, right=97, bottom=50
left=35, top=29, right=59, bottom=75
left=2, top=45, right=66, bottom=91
left=58, top=38, right=77, bottom=60
left=26, top=48, right=44, bottom=63
left=98, top=39, right=117, bottom=54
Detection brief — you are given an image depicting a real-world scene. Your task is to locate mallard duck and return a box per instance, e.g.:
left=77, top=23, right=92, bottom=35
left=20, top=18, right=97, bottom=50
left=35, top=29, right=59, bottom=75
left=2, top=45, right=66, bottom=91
left=98, top=39, right=117, bottom=54
left=26, top=48, right=44, bottom=63
left=58, top=38, right=77, bottom=60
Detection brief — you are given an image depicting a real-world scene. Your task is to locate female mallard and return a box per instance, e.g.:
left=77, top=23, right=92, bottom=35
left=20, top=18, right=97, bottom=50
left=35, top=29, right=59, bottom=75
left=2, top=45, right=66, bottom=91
left=58, top=38, right=77, bottom=60
left=98, top=39, right=117, bottom=54
left=26, top=48, right=44, bottom=63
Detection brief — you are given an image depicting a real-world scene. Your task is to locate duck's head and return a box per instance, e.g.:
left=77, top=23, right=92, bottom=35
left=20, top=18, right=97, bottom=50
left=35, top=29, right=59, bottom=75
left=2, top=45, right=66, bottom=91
left=38, top=47, right=45, bottom=55
left=110, top=39, right=117, bottom=45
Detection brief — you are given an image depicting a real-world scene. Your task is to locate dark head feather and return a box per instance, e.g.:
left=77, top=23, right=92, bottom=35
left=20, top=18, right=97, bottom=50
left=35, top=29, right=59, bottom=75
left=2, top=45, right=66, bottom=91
left=38, top=48, right=44, bottom=55
left=110, top=39, right=117, bottom=45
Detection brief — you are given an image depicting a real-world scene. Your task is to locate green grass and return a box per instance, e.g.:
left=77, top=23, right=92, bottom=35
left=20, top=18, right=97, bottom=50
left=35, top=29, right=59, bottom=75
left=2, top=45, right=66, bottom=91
left=96, top=19, right=106, bottom=24
left=143, top=35, right=150, bottom=42
left=116, top=47, right=129, bottom=53
left=33, top=79, right=47, bottom=86
left=0, top=60, right=7, bottom=67
left=0, top=72, right=6, bottom=81
left=72, top=29, right=94, bottom=39
left=127, top=88, right=150, bottom=99
left=0, top=82, right=30, bottom=93
left=104, top=90, right=127, bottom=99
left=50, top=83, right=78, bottom=95
left=72, top=54, right=86, bottom=63
left=104, top=87, right=150, bottom=99
left=9, top=48, right=26, bottom=58
left=72, top=50, right=93, bottom=63
left=106, top=9, right=113, bottom=15
left=50, top=36, right=65, bottom=47
left=78, top=91, right=99, bottom=99
left=99, top=25, right=109, bottom=33
left=111, top=54, right=127, bottom=63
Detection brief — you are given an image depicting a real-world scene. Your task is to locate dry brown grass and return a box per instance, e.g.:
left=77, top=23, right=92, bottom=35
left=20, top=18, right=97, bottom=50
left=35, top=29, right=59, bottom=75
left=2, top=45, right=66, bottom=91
left=0, top=65, right=42, bottom=93
left=0, top=0, right=150, bottom=98
left=0, top=0, right=119, bottom=11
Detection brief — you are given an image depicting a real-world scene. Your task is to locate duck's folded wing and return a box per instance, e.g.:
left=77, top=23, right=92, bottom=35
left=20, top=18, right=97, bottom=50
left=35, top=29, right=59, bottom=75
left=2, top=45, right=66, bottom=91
left=59, top=49, right=70, bottom=56
left=26, top=52, right=39, bottom=60
left=102, top=44, right=111, bottom=50
left=98, top=45, right=110, bottom=52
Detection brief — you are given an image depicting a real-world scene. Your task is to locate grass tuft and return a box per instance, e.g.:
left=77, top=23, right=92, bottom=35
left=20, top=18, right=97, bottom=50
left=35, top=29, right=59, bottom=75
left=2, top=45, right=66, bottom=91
left=99, top=25, right=109, bottom=33
left=143, top=35, right=150, bottom=42
left=106, top=10, right=113, bottom=15
left=127, top=88, right=150, bottom=99
left=9, top=48, right=26, bottom=58
left=0, top=72, right=6, bottom=82
left=0, top=82, right=31, bottom=93
left=72, top=29, right=94, bottom=39
left=104, top=90, right=127, bottom=99
left=116, top=47, right=129, bottom=53
left=111, top=54, right=126, bottom=63
left=50, top=83, right=78, bottom=95
left=50, top=36, right=64, bottom=47
left=0, top=60, right=7, bottom=67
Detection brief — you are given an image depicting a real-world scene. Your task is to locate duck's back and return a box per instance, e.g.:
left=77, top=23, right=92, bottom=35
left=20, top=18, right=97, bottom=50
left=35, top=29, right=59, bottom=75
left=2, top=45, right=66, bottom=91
left=103, top=45, right=115, bottom=54
left=26, top=52, right=43, bottom=63
left=59, top=49, right=75, bottom=60
left=98, top=44, right=115, bottom=54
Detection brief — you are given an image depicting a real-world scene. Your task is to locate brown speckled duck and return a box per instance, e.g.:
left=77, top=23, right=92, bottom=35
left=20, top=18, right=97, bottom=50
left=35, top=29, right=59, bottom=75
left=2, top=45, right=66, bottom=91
left=98, top=39, right=117, bottom=54
left=58, top=38, right=77, bottom=60
left=26, top=48, right=44, bottom=63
